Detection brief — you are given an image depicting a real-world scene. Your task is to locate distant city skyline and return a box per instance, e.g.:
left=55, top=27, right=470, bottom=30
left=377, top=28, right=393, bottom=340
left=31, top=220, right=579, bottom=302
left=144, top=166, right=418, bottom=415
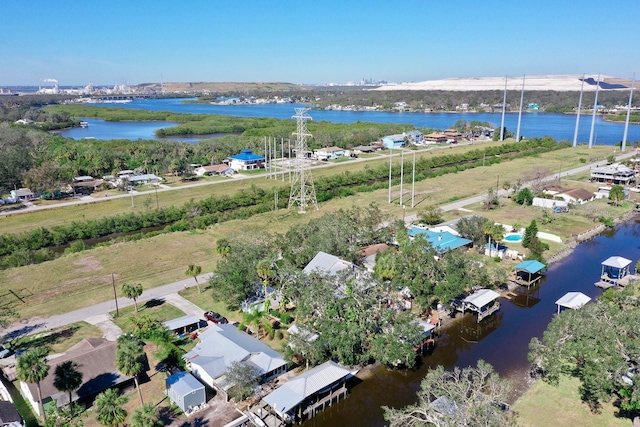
left=2, top=0, right=639, bottom=86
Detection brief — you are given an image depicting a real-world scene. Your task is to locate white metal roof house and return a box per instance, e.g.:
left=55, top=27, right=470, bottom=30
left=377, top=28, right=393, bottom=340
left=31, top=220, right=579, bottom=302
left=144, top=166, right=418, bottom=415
left=9, top=188, right=34, bottom=201
left=194, top=164, right=235, bottom=176
left=183, top=324, right=287, bottom=398
left=302, top=252, right=354, bottom=276
left=590, top=163, right=636, bottom=185
left=315, top=146, right=345, bottom=160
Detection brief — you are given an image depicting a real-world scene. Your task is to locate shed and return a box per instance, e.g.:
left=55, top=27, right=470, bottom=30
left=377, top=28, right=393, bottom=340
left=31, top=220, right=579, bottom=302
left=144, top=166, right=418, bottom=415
left=166, top=371, right=206, bottom=413
left=555, top=292, right=591, bottom=314
left=163, top=314, right=203, bottom=334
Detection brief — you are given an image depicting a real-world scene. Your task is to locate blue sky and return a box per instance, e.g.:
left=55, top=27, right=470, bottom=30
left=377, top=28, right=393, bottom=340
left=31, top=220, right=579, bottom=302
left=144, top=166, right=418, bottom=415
left=2, top=0, right=639, bottom=86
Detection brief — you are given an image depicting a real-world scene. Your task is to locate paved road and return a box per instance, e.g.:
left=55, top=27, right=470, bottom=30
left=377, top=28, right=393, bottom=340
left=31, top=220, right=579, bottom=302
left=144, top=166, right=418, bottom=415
left=1, top=273, right=212, bottom=342
left=2, top=150, right=636, bottom=342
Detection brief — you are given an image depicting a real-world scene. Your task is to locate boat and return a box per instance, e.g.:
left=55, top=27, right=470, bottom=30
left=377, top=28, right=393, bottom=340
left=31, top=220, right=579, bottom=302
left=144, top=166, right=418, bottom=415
left=79, top=121, right=89, bottom=128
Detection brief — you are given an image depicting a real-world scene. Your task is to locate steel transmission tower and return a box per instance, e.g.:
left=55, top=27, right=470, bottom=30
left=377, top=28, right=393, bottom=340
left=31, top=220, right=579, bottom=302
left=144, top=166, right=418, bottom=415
left=288, top=108, right=318, bottom=213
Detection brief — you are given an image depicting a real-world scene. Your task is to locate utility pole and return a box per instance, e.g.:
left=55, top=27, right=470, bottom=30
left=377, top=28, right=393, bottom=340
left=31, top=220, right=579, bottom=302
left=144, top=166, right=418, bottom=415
left=400, top=149, right=404, bottom=206
left=411, top=152, right=416, bottom=208
left=573, top=74, right=585, bottom=147
left=112, top=273, right=119, bottom=317
left=388, top=147, right=393, bottom=203
left=589, top=74, right=601, bottom=149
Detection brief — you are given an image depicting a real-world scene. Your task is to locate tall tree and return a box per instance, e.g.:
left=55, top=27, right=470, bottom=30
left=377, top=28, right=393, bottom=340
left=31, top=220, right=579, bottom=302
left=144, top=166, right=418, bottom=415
left=224, top=361, right=258, bottom=402
left=95, top=388, right=128, bottom=427
left=609, top=184, right=625, bottom=206
left=184, top=264, right=202, bottom=293
left=522, top=220, right=539, bottom=248
left=483, top=221, right=505, bottom=255
left=53, top=360, right=83, bottom=415
left=239, top=307, right=274, bottom=340
left=16, top=347, right=50, bottom=421
left=383, top=360, right=515, bottom=426
left=115, top=334, right=146, bottom=405
left=122, top=283, right=143, bottom=312
left=130, top=403, right=162, bottom=427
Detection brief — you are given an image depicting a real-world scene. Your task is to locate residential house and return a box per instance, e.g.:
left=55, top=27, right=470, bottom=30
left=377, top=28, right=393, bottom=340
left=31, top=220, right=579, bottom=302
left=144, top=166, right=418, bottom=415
left=0, top=401, right=24, bottom=427
left=590, top=163, right=636, bottom=185
left=532, top=197, right=568, bottom=209
left=183, top=324, right=287, bottom=398
left=358, top=243, right=389, bottom=272
left=381, top=134, right=407, bottom=149
left=351, top=145, right=379, bottom=154
left=194, top=164, right=235, bottom=177
left=556, top=188, right=595, bottom=205
left=9, top=188, right=34, bottom=201
left=127, top=174, right=161, bottom=186
left=226, top=149, right=265, bottom=171
left=315, top=146, right=345, bottom=161
left=19, top=338, right=133, bottom=417
left=407, top=226, right=472, bottom=254
left=303, top=251, right=355, bottom=276
left=404, top=130, right=424, bottom=145
left=165, top=371, right=206, bottom=414
left=72, top=176, right=105, bottom=193
left=443, top=129, right=462, bottom=141
left=423, top=132, right=448, bottom=144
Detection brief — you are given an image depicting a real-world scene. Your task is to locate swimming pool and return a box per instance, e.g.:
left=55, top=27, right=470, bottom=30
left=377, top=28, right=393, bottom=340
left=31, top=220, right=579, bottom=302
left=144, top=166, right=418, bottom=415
left=504, top=233, right=523, bottom=242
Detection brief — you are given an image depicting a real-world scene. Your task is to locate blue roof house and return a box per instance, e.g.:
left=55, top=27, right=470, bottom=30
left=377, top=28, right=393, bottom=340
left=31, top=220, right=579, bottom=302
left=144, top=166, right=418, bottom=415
left=228, top=149, right=265, bottom=171
left=408, top=226, right=472, bottom=254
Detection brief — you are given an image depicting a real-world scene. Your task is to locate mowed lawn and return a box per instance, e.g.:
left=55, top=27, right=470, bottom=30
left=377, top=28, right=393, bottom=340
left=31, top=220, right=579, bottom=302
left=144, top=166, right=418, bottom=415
left=0, top=145, right=623, bottom=323
left=513, top=376, right=632, bottom=427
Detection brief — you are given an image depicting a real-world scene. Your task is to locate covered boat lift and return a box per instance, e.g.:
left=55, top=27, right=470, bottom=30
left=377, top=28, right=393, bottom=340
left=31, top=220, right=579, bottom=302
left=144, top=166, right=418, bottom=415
left=509, top=260, right=546, bottom=287
left=595, top=256, right=633, bottom=289
left=555, top=292, right=591, bottom=314
left=458, top=289, right=501, bottom=323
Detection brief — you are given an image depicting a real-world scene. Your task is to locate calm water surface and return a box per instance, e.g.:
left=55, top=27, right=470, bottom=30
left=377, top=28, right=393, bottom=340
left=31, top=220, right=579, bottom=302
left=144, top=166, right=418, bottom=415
left=305, top=218, right=640, bottom=427
left=60, top=98, right=640, bottom=145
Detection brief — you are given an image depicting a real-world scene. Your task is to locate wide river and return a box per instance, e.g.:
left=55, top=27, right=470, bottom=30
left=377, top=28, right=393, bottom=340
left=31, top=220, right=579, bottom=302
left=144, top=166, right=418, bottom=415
left=305, top=218, right=640, bottom=426
left=60, top=98, right=640, bottom=146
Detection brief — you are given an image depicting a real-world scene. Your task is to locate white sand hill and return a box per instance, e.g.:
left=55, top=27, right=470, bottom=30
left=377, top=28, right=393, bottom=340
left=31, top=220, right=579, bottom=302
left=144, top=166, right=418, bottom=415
left=373, top=75, right=628, bottom=92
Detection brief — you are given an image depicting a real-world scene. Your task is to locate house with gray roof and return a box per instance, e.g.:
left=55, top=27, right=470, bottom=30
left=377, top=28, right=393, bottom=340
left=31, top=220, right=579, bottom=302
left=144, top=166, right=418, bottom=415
left=183, top=324, right=288, bottom=398
left=303, top=251, right=354, bottom=276
left=19, top=338, right=133, bottom=417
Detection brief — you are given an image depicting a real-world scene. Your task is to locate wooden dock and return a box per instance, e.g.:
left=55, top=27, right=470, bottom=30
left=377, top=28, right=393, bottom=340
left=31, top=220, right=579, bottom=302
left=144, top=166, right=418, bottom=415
left=595, top=274, right=640, bottom=289
left=302, top=384, right=348, bottom=419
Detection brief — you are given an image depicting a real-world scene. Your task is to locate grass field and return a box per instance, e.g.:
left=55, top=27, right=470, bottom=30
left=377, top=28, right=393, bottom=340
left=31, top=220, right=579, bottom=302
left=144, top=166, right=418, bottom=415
left=0, top=144, right=626, bottom=325
left=8, top=321, right=103, bottom=354
left=513, top=376, right=632, bottom=427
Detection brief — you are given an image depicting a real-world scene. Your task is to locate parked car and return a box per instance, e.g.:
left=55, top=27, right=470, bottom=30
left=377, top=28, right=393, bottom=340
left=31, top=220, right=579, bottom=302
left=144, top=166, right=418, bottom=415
left=0, top=345, right=14, bottom=359
left=204, top=311, right=228, bottom=324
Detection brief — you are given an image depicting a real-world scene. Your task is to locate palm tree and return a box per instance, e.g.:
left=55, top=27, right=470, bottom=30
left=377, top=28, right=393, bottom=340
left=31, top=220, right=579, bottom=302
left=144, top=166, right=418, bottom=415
left=53, top=360, right=83, bottom=415
left=184, top=264, right=202, bottom=293
left=115, top=334, right=145, bottom=405
left=16, top=347, right=50, bottom=421
left=239, top=307, right=274, bottom=340
left=215, top=238, right=231, bottom=258
left=609, top=184, right=625, bottom=206
left=95, top=388, right=128, bottom=427
left=122, top=283, right=143, bottom=312
left=483, top=221, right=505, bottom=257
left=131, top=403, right=162, bottom=427
left=256, top=259, right=274, bottom=311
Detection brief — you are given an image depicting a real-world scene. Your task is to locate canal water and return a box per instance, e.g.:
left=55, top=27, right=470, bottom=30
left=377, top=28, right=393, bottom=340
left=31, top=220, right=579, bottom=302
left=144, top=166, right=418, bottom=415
left=59, top=98, right=640, bottom=145
left=304, top=218, right=640, bottom=427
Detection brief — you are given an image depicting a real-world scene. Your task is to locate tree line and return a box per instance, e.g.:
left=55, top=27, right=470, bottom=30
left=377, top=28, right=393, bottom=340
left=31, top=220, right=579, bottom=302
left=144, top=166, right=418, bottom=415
left=0, top=137, right=569, bottom=270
